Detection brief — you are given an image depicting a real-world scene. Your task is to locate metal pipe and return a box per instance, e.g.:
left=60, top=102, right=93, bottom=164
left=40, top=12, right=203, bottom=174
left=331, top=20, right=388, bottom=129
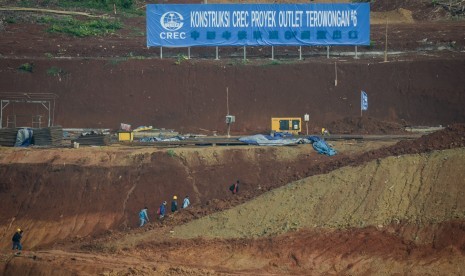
left=52, top=99, right=56, bottom=126
left=0, top=100, right=11, bottom=129
left=0, top=100, right=3, bottom=129
left=48, top=101, right=51, bottom=127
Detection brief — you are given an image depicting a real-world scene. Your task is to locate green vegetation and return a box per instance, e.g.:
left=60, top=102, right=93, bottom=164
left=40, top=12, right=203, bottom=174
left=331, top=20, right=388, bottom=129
left=126, top=52, right=146, bottom=60
left=5, top=17, right=17, bottom=24
left=264, top=60, right=282, bottom=66
left=38, top=16, right=122, bottom=37
left=18, top=0, right=142, bottom=15
left=18, top=63, right=34, bottom=73
left=46, top=66, right=67, bottom=77
left=174, top=54, right=188, bottom=65
left=106, top=54, right=145, bottom=67
left=167, top=149, right=176, bottom=157
left=44, top=52, right=54, bottom=59
left=367, top=40, right=375, bottom=49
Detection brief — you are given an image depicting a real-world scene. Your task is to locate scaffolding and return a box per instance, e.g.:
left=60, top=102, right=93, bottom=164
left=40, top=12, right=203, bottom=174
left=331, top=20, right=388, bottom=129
left=0, top=92, right=58, bottom=129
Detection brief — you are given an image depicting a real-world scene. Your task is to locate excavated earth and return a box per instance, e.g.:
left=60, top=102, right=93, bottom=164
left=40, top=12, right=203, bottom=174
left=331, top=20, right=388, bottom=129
left=1, top=0, right=465, bottom=275
left=0, top=124, right=464, bottom=275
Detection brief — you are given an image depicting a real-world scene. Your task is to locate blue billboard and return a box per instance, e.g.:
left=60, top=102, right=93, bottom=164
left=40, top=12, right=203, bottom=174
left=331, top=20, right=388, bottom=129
left=147, top=3, right=370, bottom=47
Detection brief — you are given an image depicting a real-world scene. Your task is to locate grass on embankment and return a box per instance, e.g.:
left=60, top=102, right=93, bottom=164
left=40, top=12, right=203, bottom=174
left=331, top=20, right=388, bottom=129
left=37, top=15, right=122, bottom=37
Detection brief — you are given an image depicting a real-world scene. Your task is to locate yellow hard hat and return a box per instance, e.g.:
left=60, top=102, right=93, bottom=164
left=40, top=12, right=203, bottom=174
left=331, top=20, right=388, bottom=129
left=322, top=128, right=325, bottom=132
left=173, top=195, right=177, bottom=200
left=17, top=228, right=21, bottom=232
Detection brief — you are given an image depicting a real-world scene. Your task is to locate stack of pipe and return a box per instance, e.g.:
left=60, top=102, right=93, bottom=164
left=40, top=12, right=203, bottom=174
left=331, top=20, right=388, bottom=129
left=72, top=134, right=110, bottom=146
left=33, top=126, right=63, bottom=146
left=0, top=128, right=18, bottom=146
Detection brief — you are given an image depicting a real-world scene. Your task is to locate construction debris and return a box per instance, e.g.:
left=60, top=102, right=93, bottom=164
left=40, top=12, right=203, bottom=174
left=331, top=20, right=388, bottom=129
left=435, top=0, right=465, bottom=16
left=33, top=126, right=63, bottom=146
left=0, top=126, right=63, bottom=147
left=0, top=128, right=18, bottom=146
left=72, top=132, right=110, bottom=146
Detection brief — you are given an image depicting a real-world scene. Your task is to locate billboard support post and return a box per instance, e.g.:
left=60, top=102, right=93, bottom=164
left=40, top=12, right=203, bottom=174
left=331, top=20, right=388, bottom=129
left=243, top=46, right=246, bottom=61
left=299, top=46, right=302, bottom=60
left=215, top=46, right=219, bottom=60
left=326, top=46, right=329, bottom=59
left=188, top=47, right=191, bottom=59
left=271, top=46, right=274, bottom=60
left=160, top=47, right=163, bottom=59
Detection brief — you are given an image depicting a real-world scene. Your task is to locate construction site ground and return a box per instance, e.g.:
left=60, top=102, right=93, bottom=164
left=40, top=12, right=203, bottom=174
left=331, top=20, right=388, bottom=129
left=1, top=0, right=465, bottom=275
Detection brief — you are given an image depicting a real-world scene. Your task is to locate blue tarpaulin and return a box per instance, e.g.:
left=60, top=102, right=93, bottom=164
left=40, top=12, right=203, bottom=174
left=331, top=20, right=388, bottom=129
left=310, top=137, right=337, bottom=156
left=238, top=134, right=337, bottom=156
left=139, top=136, right=186, bottom=142
left=14, top=128, right=33, bottom=147
left=239, top=134, right=302, bottom=146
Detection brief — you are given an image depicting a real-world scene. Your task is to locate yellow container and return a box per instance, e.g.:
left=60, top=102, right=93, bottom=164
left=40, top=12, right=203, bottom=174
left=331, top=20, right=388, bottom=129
left=118, top=131, right=133, bottom=141
left=271, top=117, right=302, bottom=135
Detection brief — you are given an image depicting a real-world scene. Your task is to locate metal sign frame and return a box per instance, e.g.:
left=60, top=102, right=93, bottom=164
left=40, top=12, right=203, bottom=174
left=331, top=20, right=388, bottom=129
left=0, top=92, right=58, bottom=129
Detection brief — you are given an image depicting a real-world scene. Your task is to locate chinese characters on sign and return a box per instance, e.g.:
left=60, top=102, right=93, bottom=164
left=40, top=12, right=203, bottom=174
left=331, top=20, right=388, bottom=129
left=147, top=4, right=370, bottom=47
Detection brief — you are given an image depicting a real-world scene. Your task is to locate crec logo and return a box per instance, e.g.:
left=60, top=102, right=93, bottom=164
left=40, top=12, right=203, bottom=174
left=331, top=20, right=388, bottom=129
left=160, top=12, right=184, bottom=31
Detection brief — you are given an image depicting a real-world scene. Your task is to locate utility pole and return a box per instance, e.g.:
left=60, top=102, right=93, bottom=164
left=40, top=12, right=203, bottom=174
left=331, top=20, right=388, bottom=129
left=226, top=87, right=229, bottom=115
left=334, top=62, right=338, bottom=86
left=226, top=87, right=230, bottom=138
left=384, top=17, right=388, bottom=62
left=304, top=114, right=309, bottom=135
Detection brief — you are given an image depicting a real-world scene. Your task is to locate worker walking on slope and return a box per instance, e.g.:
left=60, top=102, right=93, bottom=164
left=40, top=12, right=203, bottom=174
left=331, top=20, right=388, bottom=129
left=12, top=228, right=23, bottom=251
left=158, top=201, right=167, bottom=219
left=171, top=196, right=178, bottom=213
left=321, top=128, right=330, bottom=137
left=182, top=195, right=190, bottom=209
left=229, top=180, right=240, bottom=194
left=139, top=207, right=149, bottom=227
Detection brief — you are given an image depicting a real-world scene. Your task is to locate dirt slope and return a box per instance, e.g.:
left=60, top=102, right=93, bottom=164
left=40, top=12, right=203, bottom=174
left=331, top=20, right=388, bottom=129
left=0, top=141, right=388, bottom=248
left=1, top=1, right=465, bottom=132
left=0, top=127, right=464, bottom=275
left=1, top=58, right=464, bottom=133
left=1, top=124, right=464, bottom=249
left=173, top=147, right=465, bottom=239
left=3, top=149, right=465, bottom=275
left=0, top=1, right=465, bottom=274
